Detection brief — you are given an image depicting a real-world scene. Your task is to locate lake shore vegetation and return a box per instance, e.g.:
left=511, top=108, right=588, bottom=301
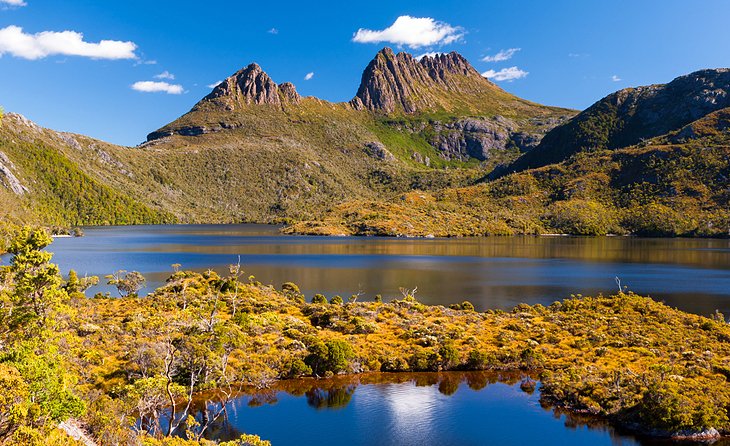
left=0, top=227, right=728, bottom=444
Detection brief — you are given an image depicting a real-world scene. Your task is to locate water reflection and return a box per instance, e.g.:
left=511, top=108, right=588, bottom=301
left=305, top=384, right=356, bottom=410
left=35, top=224, right=730, bottom=316
left=180, top=372, right=724, bottom=446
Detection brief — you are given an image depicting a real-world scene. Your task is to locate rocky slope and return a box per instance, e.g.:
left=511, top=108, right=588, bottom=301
left=351, top=48, right=501, bottom=114
left=504, top=68, right=730, bottom=173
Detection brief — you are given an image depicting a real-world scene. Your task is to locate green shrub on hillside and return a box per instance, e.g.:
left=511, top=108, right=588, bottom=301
left=545, top=199, right=617, bottom=235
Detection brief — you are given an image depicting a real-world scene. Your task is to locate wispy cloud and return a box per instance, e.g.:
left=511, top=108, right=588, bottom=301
left=154, top=70, right=175, bottom=80
left=267, top=28, right=278, bottom=34
left=482, top=66, right=528, bottom=82
left=131, top=80, right=183, bottom=94
left=353, top=16, right=464, bottom=49
left=415, top=51, right=444, bottom=61
left=568, top=52, right=589, bottom=58
left=207, top=80, right=223, bottom=89
left=0, top=0, right=26, bottom=7
left=0, top=25, right=137, bottom=60
left=611, top=75, right=622, bottom=82
left=304, top=72, right=314, bottom=81
left=482, top=48, right=520, bottom=62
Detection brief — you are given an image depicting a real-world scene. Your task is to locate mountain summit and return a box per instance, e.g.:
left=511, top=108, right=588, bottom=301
left=350, top=48, right=499, bottom=114
left=198, top=63, right=301, bottom=111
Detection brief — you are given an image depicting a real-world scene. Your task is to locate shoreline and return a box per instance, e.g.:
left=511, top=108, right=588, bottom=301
left=37, top=221, right=730, bottom=240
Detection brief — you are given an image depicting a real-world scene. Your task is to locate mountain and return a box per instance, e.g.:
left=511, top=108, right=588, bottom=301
left=0, top=48, right=570, bottom=227
left=351, top=48, right=539, bottom=116
left=147, top=48, right=571, bottom=159
left=290, top=71, right=730, bottom=237
left=503, top=68, right=730, bottom=173
left=1, top=56, right=728, bottom=237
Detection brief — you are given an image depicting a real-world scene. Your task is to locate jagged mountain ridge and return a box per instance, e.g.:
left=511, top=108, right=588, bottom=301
left=147, top=48, right=574, bottom=166
left=199, top=63, right=301, bottom=109
left=505, top=68, right=730, bottom=173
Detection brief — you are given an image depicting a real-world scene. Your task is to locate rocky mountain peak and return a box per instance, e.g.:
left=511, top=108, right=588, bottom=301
left=351, top=47, right=494, bottom=114
left=195, top=63, right=300, bottom=111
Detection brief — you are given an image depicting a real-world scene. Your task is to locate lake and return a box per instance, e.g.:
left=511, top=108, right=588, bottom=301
left=183, top=372, right=730, bottom=446
left=30, top=224, right=730, bottom=317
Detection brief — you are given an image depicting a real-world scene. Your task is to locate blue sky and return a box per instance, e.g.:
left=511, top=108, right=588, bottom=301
left=1, top=0, right=729, bottom=146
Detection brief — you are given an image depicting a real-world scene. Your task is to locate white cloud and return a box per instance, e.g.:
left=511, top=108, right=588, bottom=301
left=304, top=72, right=314, bottom=81
left=267, top=28, right=278, bottom=34
left=154, top=70, right=175, bottom=80
left=0, top=25, right=137, bottom=60
left=415, top=51, right=444, bottom=61
left=131, top=81, right=183, bottom=94
left=352, top=16, right=464, bottom=49
left=207, top=80, right=223, bottom=89
left=0, top=0, right=26, bottom=7
left=482, top=48, right=520, bottom=62
left=482, top=66, right=529, bottom=82
left=611, top=75, right=622, bottom=82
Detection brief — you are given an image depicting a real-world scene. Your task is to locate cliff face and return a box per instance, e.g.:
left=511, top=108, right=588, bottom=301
left=350, top=48, right=500, bottom=114
left=506, top=68, right=730, bottom=173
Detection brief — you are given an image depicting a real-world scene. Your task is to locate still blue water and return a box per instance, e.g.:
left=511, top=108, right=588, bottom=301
left=26, top=224, right=730, bottom=316
left=186, top=373, right=725, bottom=446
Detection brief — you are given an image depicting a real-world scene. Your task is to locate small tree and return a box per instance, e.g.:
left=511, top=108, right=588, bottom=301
left=64, top=269, right=99, bottom=298
left=106, top=270, right=146, bottom=297
left=1, top=227, right=67, bottom=331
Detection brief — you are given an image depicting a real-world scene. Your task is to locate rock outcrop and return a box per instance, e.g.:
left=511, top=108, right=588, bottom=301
left=429, top=117, right=516, bottom=161
left=351, top=48, right=499, bottom=114
left=146, top=64, right=302, bottom=141
left=364, top=142, right=395, bottom=161
left=0, top=150, right=28, bottom=195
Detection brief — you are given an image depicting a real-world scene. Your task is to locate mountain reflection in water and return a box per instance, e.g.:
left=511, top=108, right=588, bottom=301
left=173, top=372, right=727, bottom=446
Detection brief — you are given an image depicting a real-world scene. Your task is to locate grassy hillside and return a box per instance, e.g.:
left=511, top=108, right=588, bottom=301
left=505, top=69, right=730, bottom=173
left=0, top=114, right=174, bottom=226
left=289, top=128, right=730, bottom=237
